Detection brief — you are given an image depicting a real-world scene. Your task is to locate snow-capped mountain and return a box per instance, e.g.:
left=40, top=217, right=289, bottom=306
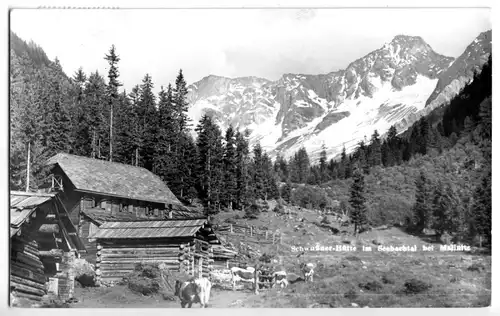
left=187, top=30, right=491, bottom=161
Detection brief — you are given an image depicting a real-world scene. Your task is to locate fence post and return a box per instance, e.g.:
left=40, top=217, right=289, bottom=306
left=265, top=231, right=268, bottom=240
left=254, top=270, right=259, bottom=295
left=230, top=224, right=233, bottom=233
left=250, top=226, right=253, bottom=237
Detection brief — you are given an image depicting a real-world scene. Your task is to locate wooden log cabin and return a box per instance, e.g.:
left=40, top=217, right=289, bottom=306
left=44, top=153, right=200, bottom=263
left=87, top=218, right=220, bottom=285
left=10, top=191, right=86, bottom=304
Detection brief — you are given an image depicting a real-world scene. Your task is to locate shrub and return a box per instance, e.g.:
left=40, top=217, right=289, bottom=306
left=403, top=279, right=432, bottom=294
left=244, top=204, right=260, bottom=219
left=358, top=280, right=383, bottom=292
left=344, top=255, right=362, bottom=262
left=381, top=274, right=395, bottom=284
left=320, top=216, right=331, bottom=225
left=467, top=263, right=486, bottom=272
left=344, top=289, right=358, bottom=300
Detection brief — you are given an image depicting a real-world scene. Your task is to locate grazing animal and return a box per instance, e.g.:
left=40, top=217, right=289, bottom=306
left=300, top=262, right=315, bottom=282
left=230, top=266, right=256, bottom=290
left=272, top=271, right=288, bottom=288
left=174, top=277, right=211, bottom=308
left=194, top=277, right=212, bottom=308
left=174, top=279, right=199, bottom=308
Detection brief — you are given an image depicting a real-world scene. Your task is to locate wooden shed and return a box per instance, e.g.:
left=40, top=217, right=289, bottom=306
left=44, top=153, right=200, bottom=263
left=10, top=191, right=86, bottom=304
left=88, top=218, right=220, bottom=285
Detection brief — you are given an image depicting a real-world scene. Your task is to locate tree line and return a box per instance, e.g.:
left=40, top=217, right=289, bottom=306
left=9, top=36, right=278, bottom=214
left=9, top=31, right=491, bottom=243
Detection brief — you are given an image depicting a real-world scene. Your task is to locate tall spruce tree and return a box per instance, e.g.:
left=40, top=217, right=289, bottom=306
left=319, top=145, right=330, bottom=183
left=349, top=167, right=368, bottom=235
left=413, top=170, right=432, bottom=232
left=235, top=130, right=252, bottom=209
left=472, top=170, right=492, bottom=247
left=173, top=69, right=190, bottom=135
left=222, top=125, right=238, bottom=208
left=137, top=74, right=157, bottom=170
left=368, top=130, right=382, bottom=167
left=195, top=115, right=224, bottom=212
left=155, top=85, right=178, bottom=186
left=104, top=45, right=122, bottom=162
left=252, top=142, right=266, bottom=199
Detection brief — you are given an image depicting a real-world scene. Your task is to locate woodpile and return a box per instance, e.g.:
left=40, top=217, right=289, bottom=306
left=10, top=234, right=47, bottom=303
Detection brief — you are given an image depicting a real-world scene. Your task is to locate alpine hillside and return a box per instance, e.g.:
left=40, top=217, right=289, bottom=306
left=186, top=30, right=491, bottom=161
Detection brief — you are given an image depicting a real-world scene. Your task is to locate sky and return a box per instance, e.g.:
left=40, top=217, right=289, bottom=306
left=10, top=8, right=491, bottom=94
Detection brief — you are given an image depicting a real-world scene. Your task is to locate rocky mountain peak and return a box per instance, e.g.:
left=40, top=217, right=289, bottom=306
left=186, top=30, right=490, bottom=162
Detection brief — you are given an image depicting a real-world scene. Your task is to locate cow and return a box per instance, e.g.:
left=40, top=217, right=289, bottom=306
left=230, top=266, right=256, bottom=290
left=272, top=271, right=288, bottom=289
left=300, top=262, right=315, bottom=282
left=194, top=277, right=211, bottom=308
left=174, top=277, right=212, bottom=308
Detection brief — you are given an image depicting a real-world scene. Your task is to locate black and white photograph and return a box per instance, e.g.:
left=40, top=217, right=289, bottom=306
left=7, top=3, right=493, bottom=309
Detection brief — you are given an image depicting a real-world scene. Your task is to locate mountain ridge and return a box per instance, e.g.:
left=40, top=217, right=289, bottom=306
left=186, top=31, right=491, bottom=162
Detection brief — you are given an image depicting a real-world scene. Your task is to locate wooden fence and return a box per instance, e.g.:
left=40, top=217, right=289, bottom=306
left=215, top=224, right=282, bottom=245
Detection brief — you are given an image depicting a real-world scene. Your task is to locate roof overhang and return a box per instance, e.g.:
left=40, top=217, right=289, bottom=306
left=73, top=188, right=185, bottom=207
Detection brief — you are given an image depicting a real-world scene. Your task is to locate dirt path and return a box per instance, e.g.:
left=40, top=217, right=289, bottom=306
left=72, top=285, right=254, bottom=308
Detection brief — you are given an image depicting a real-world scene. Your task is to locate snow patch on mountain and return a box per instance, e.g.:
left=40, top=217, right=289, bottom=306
left=272, top=75, right=438, bottom=160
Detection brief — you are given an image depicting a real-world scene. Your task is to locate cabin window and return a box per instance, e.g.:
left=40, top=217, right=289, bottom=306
left=120, top=202, right=128, bottom=213
left=145, top=206, right=154, bottom=217
left=52, top=174, right=64, bottom=192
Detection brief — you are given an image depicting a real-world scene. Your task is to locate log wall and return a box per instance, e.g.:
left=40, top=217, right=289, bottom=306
left=95, top=239, right=189, bottom=284
left=10, top=233, right=48, bottom=304
left=94, top=236, right=215, bottom=284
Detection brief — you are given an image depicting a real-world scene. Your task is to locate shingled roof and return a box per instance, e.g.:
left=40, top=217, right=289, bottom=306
left=47, top=153, right=183, bottom=206
left=10, top=191, right=55, bottom=237
left=88, top=219, right=211, bottom=239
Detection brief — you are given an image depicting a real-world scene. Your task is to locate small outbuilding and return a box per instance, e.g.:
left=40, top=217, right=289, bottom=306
left=10, top=191, right=86, bottom=304
left=88, top=218, right=220, bottom=285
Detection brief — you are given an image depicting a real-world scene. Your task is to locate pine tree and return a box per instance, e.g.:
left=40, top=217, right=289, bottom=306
left=104, top=45, right=122, bottom=162
left=43, top=65, right=72, bottom=155
left=113, top=90, right=135, bottom=164
left=235, top=130, right=252, bottom=209
left=274, top=154, right=289, bottom=182
left=430, top=181, right=450, bottom=236
left=318, top=145, right=330, bottom=183
left=349, top=167, right=368, bottom=235
left=281, top=179, right=292, bottom=203
left=195, top=115, right=224, bottom=211
left=137, top=74, right=157, bottom=170
left=71, top=68, right=92, bottom=156
left=222, top=125, right=238, bottom=209
left=128, top=85, right=142, bottom=166
left=413, top=170, right=431, bottom=232
left=294, top=147, right=310, bottom=183
left=336, top=147, right=345, bottom=179
left=155, top=85, right=179, bottom=191
left=262, top=152, right=279, bottom=200
left=173, top=69, right=190, bottom=135
left=472, top=170, right=492, bottom=247
left=85, top=71, right=108, bottom=159
left=368, top=130, right=382, bottom=167
left=252, top=142, right=266, bottom=199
